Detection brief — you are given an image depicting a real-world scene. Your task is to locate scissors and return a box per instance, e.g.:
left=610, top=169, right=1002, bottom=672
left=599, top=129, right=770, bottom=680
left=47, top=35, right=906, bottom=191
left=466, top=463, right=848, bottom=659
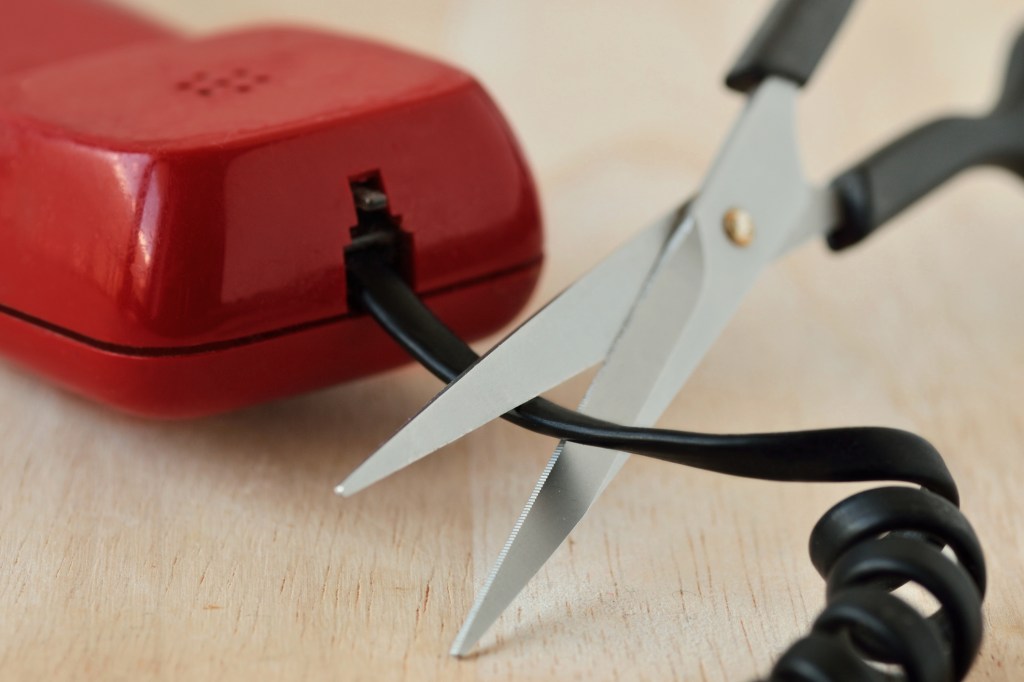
left=338, top=0, right=1008, bottom=670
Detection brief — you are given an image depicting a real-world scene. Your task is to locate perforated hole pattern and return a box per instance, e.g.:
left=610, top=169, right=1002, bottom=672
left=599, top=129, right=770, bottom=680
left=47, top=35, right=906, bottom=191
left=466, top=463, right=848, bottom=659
left=175, top=68, right=271, bottom=97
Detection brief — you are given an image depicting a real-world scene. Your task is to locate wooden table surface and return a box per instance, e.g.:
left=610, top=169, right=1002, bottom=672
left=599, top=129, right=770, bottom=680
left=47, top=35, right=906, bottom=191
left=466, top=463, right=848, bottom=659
left=2, top=1, right=1023, bottom=679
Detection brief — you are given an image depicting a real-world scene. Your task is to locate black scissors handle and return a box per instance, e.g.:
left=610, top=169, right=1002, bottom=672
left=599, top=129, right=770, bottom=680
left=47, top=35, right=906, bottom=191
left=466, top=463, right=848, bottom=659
left=727, top=0, right=1024, bottom=250
left=726, top=0, right=854, bottom=93
left=830, top=27, right=1024, bottom=248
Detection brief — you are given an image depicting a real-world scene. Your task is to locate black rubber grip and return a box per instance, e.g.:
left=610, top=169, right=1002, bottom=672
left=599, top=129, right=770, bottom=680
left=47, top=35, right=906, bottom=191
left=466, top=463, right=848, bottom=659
left=829, top=27, right=1024, bottom=249
left=726, top=0, right=854, bottom=93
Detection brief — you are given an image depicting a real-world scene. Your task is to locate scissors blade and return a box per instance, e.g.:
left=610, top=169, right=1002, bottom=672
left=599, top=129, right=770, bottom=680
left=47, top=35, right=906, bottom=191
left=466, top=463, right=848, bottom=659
left=451, top=441, right=630, bottom=656
left=337, top=207, right=684, bottom=497
left=452, top=78, right=841, bottom=654
left=452, top=219, right=729, bottom=655
left=452, top=200, right=840, bottom=658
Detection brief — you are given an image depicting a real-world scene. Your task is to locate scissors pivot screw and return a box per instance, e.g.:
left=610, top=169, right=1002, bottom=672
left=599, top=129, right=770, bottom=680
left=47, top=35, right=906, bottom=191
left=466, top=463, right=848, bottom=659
left=723, top=207, right=755, bottom=246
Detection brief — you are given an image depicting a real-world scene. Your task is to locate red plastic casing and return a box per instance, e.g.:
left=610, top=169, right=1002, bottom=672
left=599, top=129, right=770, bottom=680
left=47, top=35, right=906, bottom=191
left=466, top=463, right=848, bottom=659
left=0, top=1, right=543, bottom=417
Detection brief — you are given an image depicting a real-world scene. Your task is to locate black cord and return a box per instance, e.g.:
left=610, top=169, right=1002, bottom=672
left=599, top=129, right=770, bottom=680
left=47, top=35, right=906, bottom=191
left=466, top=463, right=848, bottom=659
left=348, top=251, right=986, bottom=681
left=349, top=254, right=957, bottom=498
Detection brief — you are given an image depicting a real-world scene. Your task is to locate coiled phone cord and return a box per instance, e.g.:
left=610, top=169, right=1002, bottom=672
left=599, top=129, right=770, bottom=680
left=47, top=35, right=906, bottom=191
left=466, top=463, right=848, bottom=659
left=348, top=251, right=986, bottom=682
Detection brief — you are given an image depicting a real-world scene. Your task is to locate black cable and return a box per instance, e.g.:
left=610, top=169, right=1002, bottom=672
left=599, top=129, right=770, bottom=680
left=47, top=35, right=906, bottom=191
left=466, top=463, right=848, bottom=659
left=347, top=251, right=986, bottom=681
left=349, top=253, right=957, bottom=498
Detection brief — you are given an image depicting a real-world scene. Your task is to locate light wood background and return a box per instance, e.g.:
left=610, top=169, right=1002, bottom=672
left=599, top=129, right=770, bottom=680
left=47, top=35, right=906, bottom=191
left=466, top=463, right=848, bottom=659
left=2, top=1, right=1023, bottom=680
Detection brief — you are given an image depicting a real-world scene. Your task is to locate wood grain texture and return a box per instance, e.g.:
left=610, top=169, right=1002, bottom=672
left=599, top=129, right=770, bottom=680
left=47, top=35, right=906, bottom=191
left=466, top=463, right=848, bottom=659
left=2, top=1, right=1023, bottom=679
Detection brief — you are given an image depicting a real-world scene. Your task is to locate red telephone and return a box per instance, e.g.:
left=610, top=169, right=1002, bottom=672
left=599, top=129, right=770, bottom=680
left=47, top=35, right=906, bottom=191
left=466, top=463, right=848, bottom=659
left=0, top=0, right=543, bottom=417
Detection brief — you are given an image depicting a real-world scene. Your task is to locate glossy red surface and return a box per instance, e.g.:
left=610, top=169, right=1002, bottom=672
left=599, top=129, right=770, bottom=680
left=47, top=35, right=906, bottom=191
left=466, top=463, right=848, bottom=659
left=0, top=7, right=543, bottom=416
left=0, top=262, right=541, bottom=418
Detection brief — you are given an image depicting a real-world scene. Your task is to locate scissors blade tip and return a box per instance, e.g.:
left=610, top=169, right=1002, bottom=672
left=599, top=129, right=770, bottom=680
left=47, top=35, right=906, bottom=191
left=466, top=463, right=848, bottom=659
left=335, top=462, right=389, bottom=497
left=449, top=620, right=483, bottom=657
left=336, top=439, right=426, bottom=496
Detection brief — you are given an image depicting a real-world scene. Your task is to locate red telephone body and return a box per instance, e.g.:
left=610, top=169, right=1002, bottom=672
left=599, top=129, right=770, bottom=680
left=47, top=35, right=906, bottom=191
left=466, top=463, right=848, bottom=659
left=0, top=0, right=543, bottom=417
